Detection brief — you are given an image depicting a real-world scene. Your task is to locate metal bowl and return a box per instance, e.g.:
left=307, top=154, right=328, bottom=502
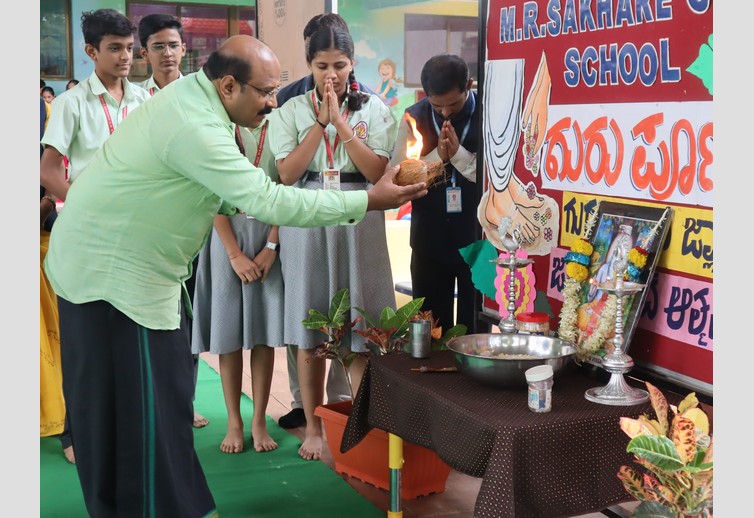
left=447, top=333, right=577, bottom=388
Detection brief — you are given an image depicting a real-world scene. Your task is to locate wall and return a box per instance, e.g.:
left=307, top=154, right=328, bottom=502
left=257, top=0, right=330, bottom=86
left=338, top=0, right=478, bottom=121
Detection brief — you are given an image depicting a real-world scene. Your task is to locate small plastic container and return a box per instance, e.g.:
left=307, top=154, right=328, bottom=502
left=525, top=365, right=554, bottom=413
left=516, top=312, right=550, bottom=335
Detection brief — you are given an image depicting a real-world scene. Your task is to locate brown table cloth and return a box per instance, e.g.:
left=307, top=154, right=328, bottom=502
left=341, top=350, right=658, bottom=518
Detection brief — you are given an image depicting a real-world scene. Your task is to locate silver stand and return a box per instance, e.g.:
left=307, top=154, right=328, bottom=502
left=584, top=278, right=649, bottom=406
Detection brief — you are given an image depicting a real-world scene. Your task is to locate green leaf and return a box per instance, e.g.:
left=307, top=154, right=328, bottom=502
left=302, top=309, right=329, bottom=329
left=627, top=435, right=685, bottom=472
left=632, top=501, right=677, bottom=518
left=395, top=298, right=424, bottom=320
left=328, top=288, right=351, bottom=322
left=379, top=306, right=397, bottom=325
left=330, top=314, right=345, bottom=329
left=442, top=324, right=467, bottom=342
left=353, top=306, right=379, bottom=328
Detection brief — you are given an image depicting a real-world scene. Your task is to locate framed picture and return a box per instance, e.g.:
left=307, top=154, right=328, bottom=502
left=570, top=201, right=673, bottom=362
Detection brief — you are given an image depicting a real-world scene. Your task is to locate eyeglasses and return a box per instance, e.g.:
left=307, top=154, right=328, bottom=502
left=148, top=43, right=182, bottom=54
left=242, top=81, right=280, bottom=100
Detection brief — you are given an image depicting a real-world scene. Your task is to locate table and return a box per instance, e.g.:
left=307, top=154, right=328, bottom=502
left=341, top=350, right=658, bottom=518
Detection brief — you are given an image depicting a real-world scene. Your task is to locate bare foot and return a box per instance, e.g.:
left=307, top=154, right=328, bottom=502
left=220, top=423, right=244, bottom=454
left=193, top=411, right=209, bottom=428
left=63, top=445, right=76, bottom=464
left=251, top=421, right=278, bottom=452
left=298, top=428, right=323, bottom=461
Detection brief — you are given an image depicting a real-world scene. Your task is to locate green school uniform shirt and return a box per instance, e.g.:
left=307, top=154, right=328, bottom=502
left=269, top=89, right=397, bottom=172
left=41, top=71, right=150, bottom=183
left=44, top=69, right=367, bottom=331
left=135, top=73, right=184, bottom=96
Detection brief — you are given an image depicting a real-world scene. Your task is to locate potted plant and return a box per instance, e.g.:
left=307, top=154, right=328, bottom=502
left=301, top=287, right=367, bottom=400
left=305, top=288, right=466, bottom=499
left=353, top=303, right=467, bottom=356
left=617, top=381, right=713, bottom=517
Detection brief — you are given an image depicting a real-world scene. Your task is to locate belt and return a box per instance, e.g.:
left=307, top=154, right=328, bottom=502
left=305, top=170, right=367, bottom=183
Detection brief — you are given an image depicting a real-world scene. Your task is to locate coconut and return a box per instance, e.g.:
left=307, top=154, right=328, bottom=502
left=395, top=159, right=445, bottom=187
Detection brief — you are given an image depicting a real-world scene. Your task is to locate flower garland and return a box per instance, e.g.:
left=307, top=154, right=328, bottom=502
left=558, top=202, right=600, bottom=347
left=625, top=207, right=669, bottom=283
left=558, top=204, right=671, bottom=360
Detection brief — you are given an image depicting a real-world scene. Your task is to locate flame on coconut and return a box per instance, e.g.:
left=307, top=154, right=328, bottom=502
left=404, top=113, right=422, bottom=159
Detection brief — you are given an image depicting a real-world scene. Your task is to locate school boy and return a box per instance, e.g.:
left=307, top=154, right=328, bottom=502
left=135, top=13, right=186, bottom=95
left=390, top=54, right=479, bottom=333
left=41, top=9, right=149, bottom=199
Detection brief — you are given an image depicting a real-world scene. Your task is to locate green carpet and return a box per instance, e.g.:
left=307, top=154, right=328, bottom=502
left=40, top=359, right=383, bottom=517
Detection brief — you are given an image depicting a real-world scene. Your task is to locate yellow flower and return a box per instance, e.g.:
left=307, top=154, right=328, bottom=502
left=628, top=248, right=648, bottom=269
left=571, top=238, right=594, bottom=256
left=566, top=262, right=589, bottom=282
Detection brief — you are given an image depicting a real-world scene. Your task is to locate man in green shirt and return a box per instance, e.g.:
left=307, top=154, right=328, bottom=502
left=44, top=35, right=425, bottom=517
left=40, top=8, right=150, bottom=467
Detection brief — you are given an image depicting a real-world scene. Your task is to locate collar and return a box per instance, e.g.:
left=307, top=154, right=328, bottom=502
left=149, top=72, right=184, bottom=91
left=88, top=71, right=140, bottom=103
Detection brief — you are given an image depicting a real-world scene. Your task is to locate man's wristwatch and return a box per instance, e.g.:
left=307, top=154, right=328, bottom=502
left=265, top=241, right=279, bottom=251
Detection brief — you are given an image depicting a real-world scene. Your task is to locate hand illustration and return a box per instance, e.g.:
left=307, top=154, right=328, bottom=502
left=521, top=53, right=551, bottom=172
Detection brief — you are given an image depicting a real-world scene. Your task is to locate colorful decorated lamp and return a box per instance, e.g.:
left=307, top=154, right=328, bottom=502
left=494, top=216, right=534, bottom=333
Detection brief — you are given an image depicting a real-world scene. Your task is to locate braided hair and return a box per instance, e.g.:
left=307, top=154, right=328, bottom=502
left=307, top=27, right=369, bottom=112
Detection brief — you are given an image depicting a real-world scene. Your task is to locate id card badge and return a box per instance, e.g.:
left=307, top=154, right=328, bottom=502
left=322, top=168, right=341, bottom=190
left=446, top=186, right=462, bottom=213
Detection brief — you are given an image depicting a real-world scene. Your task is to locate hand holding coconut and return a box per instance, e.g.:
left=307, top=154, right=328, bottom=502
left=393, top=113, right=446, bottom=188
left=367, top=164, right=428, bottom=211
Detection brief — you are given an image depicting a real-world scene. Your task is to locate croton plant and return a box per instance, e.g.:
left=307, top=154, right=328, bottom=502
left=617, top=381, right=713, bottom=517
left=302, top=288, right=467, bottom=399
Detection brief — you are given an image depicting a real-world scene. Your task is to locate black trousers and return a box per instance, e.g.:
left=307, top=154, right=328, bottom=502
left=58, top=298, right=216, bottom=518
left=410, top=249, right=476, bottom=332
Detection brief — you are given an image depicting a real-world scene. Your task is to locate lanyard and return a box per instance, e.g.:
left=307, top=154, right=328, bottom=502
left=98, top=94, right=128, bottom=135
left=235, top=122, right=268, bottom=167
left=149, top=87, right=155, bottom=97
left=311, top=90, right=350, bottom=169
left=252, top=122, right=268, bottom=167
left=234, top=126, right=246, bottom=156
